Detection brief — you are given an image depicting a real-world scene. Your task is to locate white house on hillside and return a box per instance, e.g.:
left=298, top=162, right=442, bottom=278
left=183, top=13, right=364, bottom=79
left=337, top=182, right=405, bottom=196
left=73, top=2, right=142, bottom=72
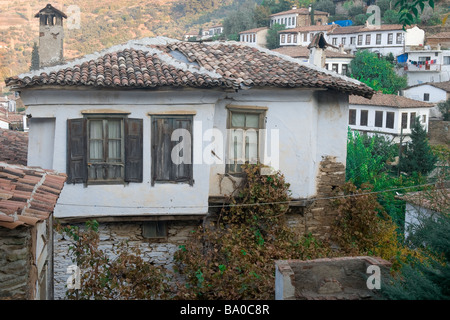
left=278, top=25, right=336, bottom=47
left=400, top=46, right=450, bottom=86
left=403, top=81, right=450, bottom=104
left=328, top=24, right=425, bottom=57
left=239, top=27, right=269, bottom=48
left=6, top=37, right=374, bottom=299
left=349, top=93, right=434, bottom=143
left=269, top=6, right=329, bottom=29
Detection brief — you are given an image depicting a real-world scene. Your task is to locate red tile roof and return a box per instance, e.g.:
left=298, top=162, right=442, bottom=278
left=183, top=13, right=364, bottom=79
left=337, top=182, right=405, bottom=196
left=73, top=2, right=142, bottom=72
left=270, top=8, right=329, bottom=17
left=0, top=128, right=28, bottom=166
left=239, top=27, right=268, bottom=34
left=279, top=25, right=336, bottom=33
left=4, top=39, right=374, bottom=98
left=273, top=46, right=353, bottom=59
left=0, top=162, right=66, bottom=229
left=349, top=93, right=435, bottom=108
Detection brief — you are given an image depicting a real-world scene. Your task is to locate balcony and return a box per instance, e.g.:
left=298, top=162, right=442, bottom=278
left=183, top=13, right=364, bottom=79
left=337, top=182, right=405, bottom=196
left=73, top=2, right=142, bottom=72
left=404, top=63, right=441, bottom=72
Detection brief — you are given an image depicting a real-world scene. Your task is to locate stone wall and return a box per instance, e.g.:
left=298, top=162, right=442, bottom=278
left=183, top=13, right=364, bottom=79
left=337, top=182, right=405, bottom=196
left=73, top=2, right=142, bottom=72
left=53, top=219, right=201, bottom=300
left=285, top=156, right=346, bottom=240
left=428, top=120, right=450, bottom=146
left=0, top=226, right=32, bottom=299
left=275, top=256, right=391, bottom=300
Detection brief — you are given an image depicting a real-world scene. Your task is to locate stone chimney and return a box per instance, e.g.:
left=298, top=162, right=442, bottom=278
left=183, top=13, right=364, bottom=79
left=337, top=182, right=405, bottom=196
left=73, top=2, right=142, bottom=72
left=308, top=33, right=328, bottom=69
left=35, top=4, right=67, bottom=68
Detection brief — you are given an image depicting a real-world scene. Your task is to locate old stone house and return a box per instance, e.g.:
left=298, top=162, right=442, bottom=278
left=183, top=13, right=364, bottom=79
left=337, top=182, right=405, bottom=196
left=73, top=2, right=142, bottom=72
left=5, top=36, right=374, bottom=298
left=0, top=162, right=66, bottom=299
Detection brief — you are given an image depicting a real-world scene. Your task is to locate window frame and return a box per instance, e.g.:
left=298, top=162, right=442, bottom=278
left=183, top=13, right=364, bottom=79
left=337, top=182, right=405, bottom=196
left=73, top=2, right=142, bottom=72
left=86, top=116, right=126, bottom=185
left=226, top=106, right=266, bottom=175
left=360, top=110, right=368, bottom=126
left=401, top=112, right=408, bottom=129
left=357, top=35, right=363, bottom=46
left=387, top=33, right=393, bottom=45
left=424, top=93, right=430, bottom=101
left=376, top=33, right=381, bottom=45
left=386, top=112, right=395, bottom=129
left=374, top=111, right=383, bottom=128
left=349, top=109, right=356, bottom=125
left=151, top=115, right=194, bottom=186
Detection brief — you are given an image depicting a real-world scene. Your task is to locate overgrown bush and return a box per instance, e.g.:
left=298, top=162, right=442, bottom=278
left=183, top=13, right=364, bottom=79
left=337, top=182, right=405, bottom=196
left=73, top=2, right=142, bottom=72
left=174, top=163, right=330, bottom=299
left=56, top=220, right=173, bottom=300
left=331, top=182, right=423, bottom=271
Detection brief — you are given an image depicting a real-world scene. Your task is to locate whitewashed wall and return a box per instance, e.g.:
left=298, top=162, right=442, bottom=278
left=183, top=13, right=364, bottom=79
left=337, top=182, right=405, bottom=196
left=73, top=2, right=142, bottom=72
left=403, top=85, right=447, bottom=103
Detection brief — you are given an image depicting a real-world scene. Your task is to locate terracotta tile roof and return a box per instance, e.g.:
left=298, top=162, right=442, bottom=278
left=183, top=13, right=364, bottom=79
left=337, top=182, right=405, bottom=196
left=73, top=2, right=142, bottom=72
left=396, top=188, right=449, bottom=213
left=328, top=26, right=364, bottom=35
left=0, top=162, right=66, bottom=229
left=5, top=38, right=374, bottom=98
left=279, top=25, right=336, bottom=33
left=273, top=46, right=353, bottom=59
left=349, top=92, right=435, bottom=108
left=406, top=81, right=450, bottom=92
left=427, top=32, right=450, bottom=39
left=0, top=128, right=28, bottom=166
left=270, top=8, right=329, bottom=17
left=239, top=27, right=268, bottom=34
left=357, top=24, right=414, bottom=33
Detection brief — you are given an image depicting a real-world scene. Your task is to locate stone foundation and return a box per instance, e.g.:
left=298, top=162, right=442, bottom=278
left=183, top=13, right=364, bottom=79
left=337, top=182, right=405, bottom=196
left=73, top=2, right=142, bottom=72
left=53, top=219, right=201, bottom=300
left=0, top=226, right=32, bottom=299
left=286, top=156, right=346, bottom=240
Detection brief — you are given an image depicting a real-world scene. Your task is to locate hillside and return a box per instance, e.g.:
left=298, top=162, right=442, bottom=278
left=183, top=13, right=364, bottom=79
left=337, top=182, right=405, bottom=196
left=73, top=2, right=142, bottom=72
left=0, top=0, right=256, bottom=93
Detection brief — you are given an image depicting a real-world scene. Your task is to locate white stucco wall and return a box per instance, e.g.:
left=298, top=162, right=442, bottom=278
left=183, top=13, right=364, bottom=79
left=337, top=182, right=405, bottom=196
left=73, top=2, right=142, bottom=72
left=0, top=119, right=8, bottom=129
left=348, top=104, right=431, bottom=142
left=403, top=85, right=447, bottom=103
left=21, top=87, right=349, bottom=218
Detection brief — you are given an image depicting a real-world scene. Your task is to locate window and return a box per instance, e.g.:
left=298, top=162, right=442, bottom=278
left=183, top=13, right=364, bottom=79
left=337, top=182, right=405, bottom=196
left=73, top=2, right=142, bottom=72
left=332, top=37, right=337, bottom=45
left=303, top=33, right=307, bottom=42
left=444, top=56, right=450, bottom=65
left=281, top=34, right=286, bottom=43
left=325, top=63, right=329, bottom=70
left=310, top=33, right=314, bottom=41
left=410, top=112, right=416, bottom=128
left=253, top=34, right=256, bottom=42
left=386, top=112, right=395, bottom=129
left=293, top=34, right=298, bottom=43
left=143, top=221, right=167, bottom=239
left=396, top=32, right=402, bottom=44
left=341, top=37, right=346, bottom=45
left=360, top=110, right=368, bottom=126
left=341, top=64, right=348, bottom=75
left=288, top=17, right=292, bottom=26
left=227, top=109, right=265, bottom=174
left=357, top=35, right=363, bottom=45
left=67, top=116, right=143, bottom=184
left=287, top=34, right=291, bottom=43
left=87, top=118, right=124, bottom=182
left=365, top=34, right=371, bottom=45
left=375, top=111, right=383, bottom=128
left=349, top=109, right=356, bottom=125
left=424, top=93, right=430, bottom=101
left=376, top=33, right=381, bottom=45
left=332, top=63, right=339, bottom=73
left=151, top=115, right=193, bottom=185
left=350, top=37, right=356, bottom=45
left=388, top=33, right=393, bottom=44
left=401, top=112, right=408, bottom=129
left=422, top=115, right=427, bottom=123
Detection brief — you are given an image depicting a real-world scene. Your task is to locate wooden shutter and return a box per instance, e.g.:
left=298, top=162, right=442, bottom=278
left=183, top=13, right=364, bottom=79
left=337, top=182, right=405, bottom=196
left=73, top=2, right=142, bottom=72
left=172, top=118, right=192, bottom=184
left=67, top=118, right=87, bottom=184
left=152, top=116, right=193, bottom=185
left=124, top=118, right=143, bottom=183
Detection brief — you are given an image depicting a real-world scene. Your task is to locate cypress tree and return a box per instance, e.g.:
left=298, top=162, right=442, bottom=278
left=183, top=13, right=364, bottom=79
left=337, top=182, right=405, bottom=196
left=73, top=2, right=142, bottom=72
left=30, top=42, right=40, bottom=71
left=399, top=116, right=437, bottom=176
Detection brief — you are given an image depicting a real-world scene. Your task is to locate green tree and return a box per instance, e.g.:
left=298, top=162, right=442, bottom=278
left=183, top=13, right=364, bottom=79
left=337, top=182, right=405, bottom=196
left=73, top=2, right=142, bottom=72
left=394, top=0, right=437, bottom=27
left=399, top=117, right=438, bottom=176
left=437, top=99, right=450, bottom=121
left=382, top=209, right=450, bottom=299
left=266, top=22, right=285, bottom=49
left=30, top=42, right=39, bottom=71
left=313, top=0, right=336, bottom=16
left=349, top=50, right=407, bottom=94
left=222, top=1, right=258, bottom=39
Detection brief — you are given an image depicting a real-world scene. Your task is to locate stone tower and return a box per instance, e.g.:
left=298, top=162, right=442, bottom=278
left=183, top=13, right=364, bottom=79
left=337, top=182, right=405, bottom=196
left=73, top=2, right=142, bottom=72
left=34, top=4, right=67, bottom=68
